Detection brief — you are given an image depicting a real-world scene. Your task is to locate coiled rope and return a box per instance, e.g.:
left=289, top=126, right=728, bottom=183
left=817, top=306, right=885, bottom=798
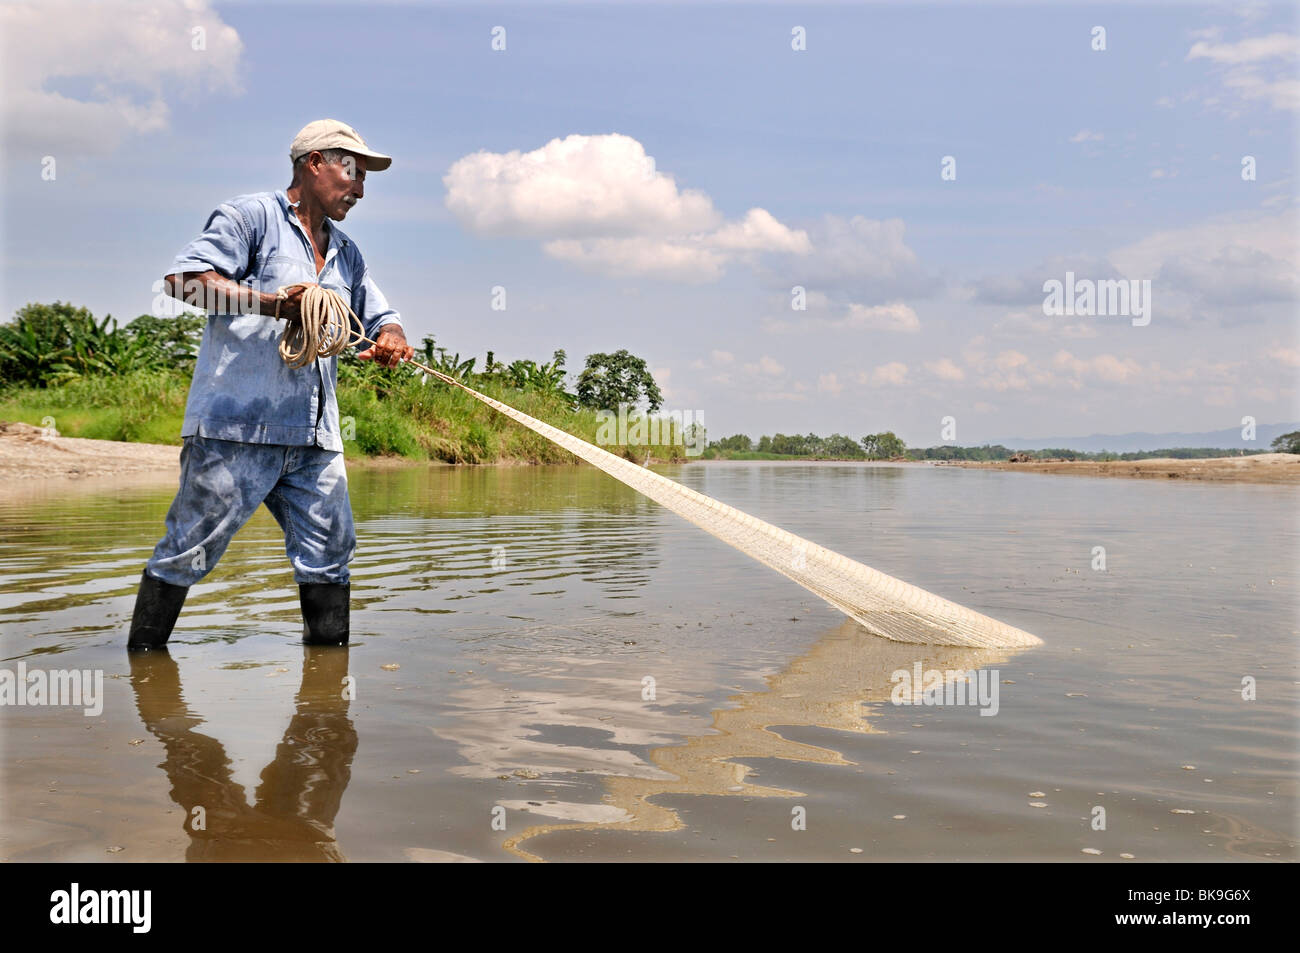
left=271, top=282, right=1041, bottom=649
left=275, top=283, right=362, bottom=368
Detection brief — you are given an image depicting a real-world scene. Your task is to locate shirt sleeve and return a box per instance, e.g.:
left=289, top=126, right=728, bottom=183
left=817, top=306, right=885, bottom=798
left=167, top=200, right=257, bottom=281
left=351, top=260, right=403, bottom=343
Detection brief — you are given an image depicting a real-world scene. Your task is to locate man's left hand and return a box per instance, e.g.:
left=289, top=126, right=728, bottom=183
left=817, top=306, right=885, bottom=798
left=359, top=326, right=415, bottom=368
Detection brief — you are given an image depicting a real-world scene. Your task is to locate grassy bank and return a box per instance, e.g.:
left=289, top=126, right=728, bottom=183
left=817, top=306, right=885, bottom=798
left=0, top=367, right=695, bottom=465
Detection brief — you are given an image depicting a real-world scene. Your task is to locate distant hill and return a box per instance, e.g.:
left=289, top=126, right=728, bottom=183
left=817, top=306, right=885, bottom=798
left=990, top=422, right=1299, bottom=454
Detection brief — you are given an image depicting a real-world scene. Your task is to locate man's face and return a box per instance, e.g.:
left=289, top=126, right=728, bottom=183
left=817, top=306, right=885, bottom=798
left=308, top=152, right=367, bottom=221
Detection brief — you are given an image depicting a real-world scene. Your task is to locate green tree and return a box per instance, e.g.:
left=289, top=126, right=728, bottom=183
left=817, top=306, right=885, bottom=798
left=823, top=433, right=866, bottom=458
left=875, top=431, right=906, bottom=459
left=861, top=431, right=906, bottom=459
left=1271, top=431, right=1300, bottom=454
left=575, top=349, right=663, bottom=413
left=712, top=433, right=754, bottom=452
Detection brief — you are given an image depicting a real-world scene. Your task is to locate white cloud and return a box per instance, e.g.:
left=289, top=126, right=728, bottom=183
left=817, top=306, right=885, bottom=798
left=868, top=362, right=908, bottom=387
left=542, top=237, right=727, bottom=282
left=817, top=372, right=842, bottom=394
left=1186, top=33, right=1296, bottom=65
left=445, top=133, right=719, bottom=239
left=444, top=133, right=808, bottom=280
left=1052, top=350, right=1143, bottom=384
left=1221, top=69, right=1300, bottom=112
left=1069, top=129, right=1104, bottom=143
left=843, top=302, right=920, bottom=333
left=1108, top=211, right=1299, bottom=312
left=1185, top=32, right=1300, bottom=112
left=924, top=357, right=965, bottom=381
left=764, top=299, right=920, bottom=334
left=0, top=0, right=243, bottom=155
left=709, top=208, right=811, bottom=254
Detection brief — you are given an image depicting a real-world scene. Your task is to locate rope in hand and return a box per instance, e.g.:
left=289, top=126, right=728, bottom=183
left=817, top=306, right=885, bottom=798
left=274, top=283, right=366, bottom=368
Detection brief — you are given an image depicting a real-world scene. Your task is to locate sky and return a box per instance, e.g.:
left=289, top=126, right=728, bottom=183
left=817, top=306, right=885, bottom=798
left=1, top=0, right=1297, bottom=447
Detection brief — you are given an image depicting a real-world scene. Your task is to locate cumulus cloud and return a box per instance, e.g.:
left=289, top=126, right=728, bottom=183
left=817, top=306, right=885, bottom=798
left=445, top=133, right=719, bottom=239
left=0, top=0, right=243, bottom=155
left=444, top=133, right=809, bottom=280
left=1109, top=211, right=1299, bottom=314
left=710, top=208, right=812, bottom=254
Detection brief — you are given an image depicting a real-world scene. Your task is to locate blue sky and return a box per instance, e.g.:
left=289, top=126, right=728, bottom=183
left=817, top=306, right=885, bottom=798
left=2, top=0, right=1296, bottom=445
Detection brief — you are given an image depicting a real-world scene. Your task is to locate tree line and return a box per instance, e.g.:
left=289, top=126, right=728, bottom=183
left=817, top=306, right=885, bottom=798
left=707, top=432, right=1289, bottom=461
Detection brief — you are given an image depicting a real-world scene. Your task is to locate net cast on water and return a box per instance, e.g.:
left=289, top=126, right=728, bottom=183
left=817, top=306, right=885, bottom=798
left=274, top=283, right=1043, bottom=650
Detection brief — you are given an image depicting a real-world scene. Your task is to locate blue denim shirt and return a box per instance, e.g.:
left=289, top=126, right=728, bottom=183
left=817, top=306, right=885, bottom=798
left=168, top=190, right=402, bottom=452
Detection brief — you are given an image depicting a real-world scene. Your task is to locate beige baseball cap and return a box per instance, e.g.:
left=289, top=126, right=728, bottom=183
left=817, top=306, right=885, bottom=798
left=289, top=119, right=392, bottom=171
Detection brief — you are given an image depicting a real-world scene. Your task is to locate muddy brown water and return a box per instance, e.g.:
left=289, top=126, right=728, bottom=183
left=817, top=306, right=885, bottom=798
left=0, top=461, right=1295, bottom=862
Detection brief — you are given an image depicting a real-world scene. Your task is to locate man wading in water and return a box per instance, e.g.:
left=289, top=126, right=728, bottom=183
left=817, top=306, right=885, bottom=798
left=128, top=119, right=415, bottom=650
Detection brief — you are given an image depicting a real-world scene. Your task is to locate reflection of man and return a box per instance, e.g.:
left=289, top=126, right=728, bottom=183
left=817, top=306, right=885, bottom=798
left=128, top=119, right=415, bottom=650
left=129, top=648, right=357, bottom=862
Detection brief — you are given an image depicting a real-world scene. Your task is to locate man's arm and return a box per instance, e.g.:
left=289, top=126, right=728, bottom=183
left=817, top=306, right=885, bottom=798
left=162, top=271, right=308, bottom=323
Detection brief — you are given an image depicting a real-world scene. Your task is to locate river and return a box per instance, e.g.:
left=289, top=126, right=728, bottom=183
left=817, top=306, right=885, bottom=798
left=0, top=461, right=1294, bottom=862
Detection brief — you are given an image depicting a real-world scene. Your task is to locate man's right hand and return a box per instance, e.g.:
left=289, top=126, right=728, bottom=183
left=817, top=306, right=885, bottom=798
left=265, top=284, right=308, bottom=322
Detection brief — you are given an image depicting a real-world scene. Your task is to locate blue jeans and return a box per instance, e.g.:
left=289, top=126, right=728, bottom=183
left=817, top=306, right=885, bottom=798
left=146, top=435, right=355, bottom=588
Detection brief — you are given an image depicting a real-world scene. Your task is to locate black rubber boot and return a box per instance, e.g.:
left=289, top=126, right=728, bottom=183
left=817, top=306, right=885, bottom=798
left=300, top=582, right=350, bottom=646
left=127, top=570, right=189, bottom=651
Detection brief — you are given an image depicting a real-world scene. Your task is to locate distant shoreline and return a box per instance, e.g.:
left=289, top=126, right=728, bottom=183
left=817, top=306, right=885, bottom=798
left=4, top=422, right=1296, bottom=497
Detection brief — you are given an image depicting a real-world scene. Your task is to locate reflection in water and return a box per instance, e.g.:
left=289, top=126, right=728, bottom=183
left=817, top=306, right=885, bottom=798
left=0, top=466, right=669, bottom=647
left=129, top=648, right=357, bottom=862
left=499, top=619, right=1020, bottom=861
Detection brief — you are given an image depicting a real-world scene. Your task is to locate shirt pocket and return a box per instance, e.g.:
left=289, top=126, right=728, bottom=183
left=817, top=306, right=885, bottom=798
left=260, top=254, right=316, bottom=293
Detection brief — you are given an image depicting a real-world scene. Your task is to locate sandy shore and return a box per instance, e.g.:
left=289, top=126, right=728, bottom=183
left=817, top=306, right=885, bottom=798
left=0, top=421, right=440, bottom=499
left=939, top=453, right=1300, bottom=484
left=0, top=421, right=181, bottom=488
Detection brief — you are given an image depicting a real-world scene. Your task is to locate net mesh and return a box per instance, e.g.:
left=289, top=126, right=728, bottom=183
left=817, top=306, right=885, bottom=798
left=426, top=371, right=1041, bottom=649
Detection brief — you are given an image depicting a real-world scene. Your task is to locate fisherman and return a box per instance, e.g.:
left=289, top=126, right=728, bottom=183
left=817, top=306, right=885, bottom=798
left=127, top=119, right=415, bottom=650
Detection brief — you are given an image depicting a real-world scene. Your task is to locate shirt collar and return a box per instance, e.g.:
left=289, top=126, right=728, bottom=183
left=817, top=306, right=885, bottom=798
left=276, top=189, right=349, bottom=249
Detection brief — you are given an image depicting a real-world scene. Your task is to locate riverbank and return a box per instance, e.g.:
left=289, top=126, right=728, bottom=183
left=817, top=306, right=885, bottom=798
left=938, top=453, right=1300, bottom=484
left=0, top=420, right=689, bottom=499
